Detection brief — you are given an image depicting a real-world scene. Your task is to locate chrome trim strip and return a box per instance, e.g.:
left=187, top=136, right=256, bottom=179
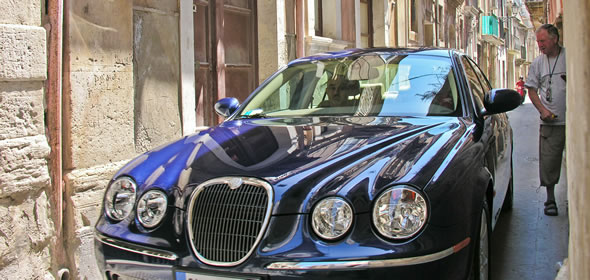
left=266, top=239, right=468, bottom=270
left=95, top=232, right=178, bottom=261
left=105, top=259, right=173, bottom=269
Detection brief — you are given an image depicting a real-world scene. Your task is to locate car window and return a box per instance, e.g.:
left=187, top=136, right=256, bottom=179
left=381, top=55, right=460, bottom=116
left=238, top=54, right=462, bottom=118
left=245, top=65, right=316, bottom=115
left=468, top=57, right=492, bottom=92
left=460, top=56, right=486, bottom=110
left=262, top=71, right=301, bottom=111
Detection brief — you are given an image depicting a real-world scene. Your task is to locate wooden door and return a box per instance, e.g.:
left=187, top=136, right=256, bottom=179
left=224, top=0, right=257, bottom=103
left=194, top=0, right=257, bottom=127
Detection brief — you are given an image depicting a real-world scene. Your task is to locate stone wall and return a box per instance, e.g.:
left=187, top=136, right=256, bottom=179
left=0, top=0, right=54, bottom=279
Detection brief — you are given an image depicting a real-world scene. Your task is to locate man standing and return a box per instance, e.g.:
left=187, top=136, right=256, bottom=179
left=525, top=24, right=567, bottom=216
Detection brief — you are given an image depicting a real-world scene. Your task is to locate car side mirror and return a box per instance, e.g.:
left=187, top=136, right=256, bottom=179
left=482, top=88, right=521, bottom=116
left=214, top=97, right=240, bottom=118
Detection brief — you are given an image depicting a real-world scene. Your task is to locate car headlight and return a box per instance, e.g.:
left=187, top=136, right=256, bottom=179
left=104, top=177, right=137, bottom=221
left=372, top=186, right=427, bottom=239
left=311, top=197, right=353, bottom=240
left=136, top=190, right=168, bottom=228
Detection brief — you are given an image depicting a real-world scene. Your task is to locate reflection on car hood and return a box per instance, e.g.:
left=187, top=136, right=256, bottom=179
left=114, top=116, right=465, bottom=214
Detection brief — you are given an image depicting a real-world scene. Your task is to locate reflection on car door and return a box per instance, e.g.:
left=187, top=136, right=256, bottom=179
left=463, top=56, right=512, bottom=225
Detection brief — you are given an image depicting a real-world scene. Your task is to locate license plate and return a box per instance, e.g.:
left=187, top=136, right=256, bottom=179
left=175, top=270, right=260, bottom=280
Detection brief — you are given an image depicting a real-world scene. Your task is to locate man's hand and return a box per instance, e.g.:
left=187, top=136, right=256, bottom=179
left=540, top=108, right=557, bottom=121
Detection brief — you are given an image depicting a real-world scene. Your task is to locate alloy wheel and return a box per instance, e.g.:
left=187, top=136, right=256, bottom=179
left=478, top=206, right=490, bottom=280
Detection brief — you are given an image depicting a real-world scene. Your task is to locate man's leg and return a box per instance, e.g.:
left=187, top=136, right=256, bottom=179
left=546, top=184, right=556, bottom=203
left=539, top=125, right=566, bottom=215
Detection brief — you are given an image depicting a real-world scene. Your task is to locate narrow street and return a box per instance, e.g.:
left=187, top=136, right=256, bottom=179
left=491, top=97, right=569, bottom=280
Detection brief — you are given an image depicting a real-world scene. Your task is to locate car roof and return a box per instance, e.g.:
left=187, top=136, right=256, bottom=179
left=288, top=47, right=460, bottom=66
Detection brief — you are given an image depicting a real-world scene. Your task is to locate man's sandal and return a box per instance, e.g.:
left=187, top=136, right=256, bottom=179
left=544, top=200, right=558, bottom=216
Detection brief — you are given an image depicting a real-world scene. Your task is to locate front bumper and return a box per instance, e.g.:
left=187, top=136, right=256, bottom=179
left=95, top=232, right=472, bottom=280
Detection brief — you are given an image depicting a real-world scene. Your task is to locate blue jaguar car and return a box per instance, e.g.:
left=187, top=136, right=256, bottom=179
left=95, top=48, right=521, bottom=280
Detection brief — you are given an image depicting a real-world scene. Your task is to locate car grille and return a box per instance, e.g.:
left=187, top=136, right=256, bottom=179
left=187, top=177, right=273, bottom=266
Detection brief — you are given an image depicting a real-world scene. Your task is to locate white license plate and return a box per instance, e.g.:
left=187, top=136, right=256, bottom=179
left=175, top=271, right=259, bottom=280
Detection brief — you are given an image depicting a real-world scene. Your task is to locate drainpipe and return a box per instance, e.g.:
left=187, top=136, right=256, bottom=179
left=46, top=0, right=66, bottom=274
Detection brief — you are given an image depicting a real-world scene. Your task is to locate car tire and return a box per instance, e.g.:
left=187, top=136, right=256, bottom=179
left=471, top=197, right=491, bottom=280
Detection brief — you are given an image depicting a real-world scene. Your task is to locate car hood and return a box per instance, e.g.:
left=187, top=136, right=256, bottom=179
left=114, top=116, right=466, bottom=214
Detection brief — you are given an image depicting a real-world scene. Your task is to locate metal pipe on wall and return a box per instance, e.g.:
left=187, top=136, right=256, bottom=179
left=46, top=0, right=66, bottom=272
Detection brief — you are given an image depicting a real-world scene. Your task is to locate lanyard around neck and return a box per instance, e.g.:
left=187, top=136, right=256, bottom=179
left=547, top=47, right=561, bottom=84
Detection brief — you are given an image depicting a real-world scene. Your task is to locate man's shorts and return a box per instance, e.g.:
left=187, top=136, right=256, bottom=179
left=539, top=125, right=566, bottom=186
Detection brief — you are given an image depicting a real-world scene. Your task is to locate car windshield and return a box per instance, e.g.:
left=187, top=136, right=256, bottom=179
left=237, top=53, right=461, bottom=118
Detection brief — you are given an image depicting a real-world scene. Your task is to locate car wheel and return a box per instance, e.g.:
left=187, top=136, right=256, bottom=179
left=471, top=197, right=491, bottom=280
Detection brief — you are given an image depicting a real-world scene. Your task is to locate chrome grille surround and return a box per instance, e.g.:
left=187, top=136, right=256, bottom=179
left=186, top=177, right=273, bottom=266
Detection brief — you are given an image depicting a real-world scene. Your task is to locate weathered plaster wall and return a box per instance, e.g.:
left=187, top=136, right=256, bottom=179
left=257, top=0, right=284, bottom=84
left=322, top=0, right=343, bottom=40
left=63, top=0, right=183, bottom=278
left=372, top=0, right=387, bottom=47
left=63, top=1, right=134, bottom=278
left=565, top=0, right=590, bottom=278
left=396, top=0, right=409, bottom=47
left=0, top=0, right=53, bottom=279
left=133, top=1, right=182, bottom=153
left=65, top=0, right=135, bottom=169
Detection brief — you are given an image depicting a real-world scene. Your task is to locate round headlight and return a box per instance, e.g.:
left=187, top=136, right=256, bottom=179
left=311, top=197, right=353, bottom=240
left=136, top=190, right=168, bottom=228
left=372, top=186, right=427, bottom=239
left=104, top=177, right=137, bottom=221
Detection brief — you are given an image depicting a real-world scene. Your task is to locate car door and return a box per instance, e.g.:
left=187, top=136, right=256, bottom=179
left=462, top=55, right=512, bottom=225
